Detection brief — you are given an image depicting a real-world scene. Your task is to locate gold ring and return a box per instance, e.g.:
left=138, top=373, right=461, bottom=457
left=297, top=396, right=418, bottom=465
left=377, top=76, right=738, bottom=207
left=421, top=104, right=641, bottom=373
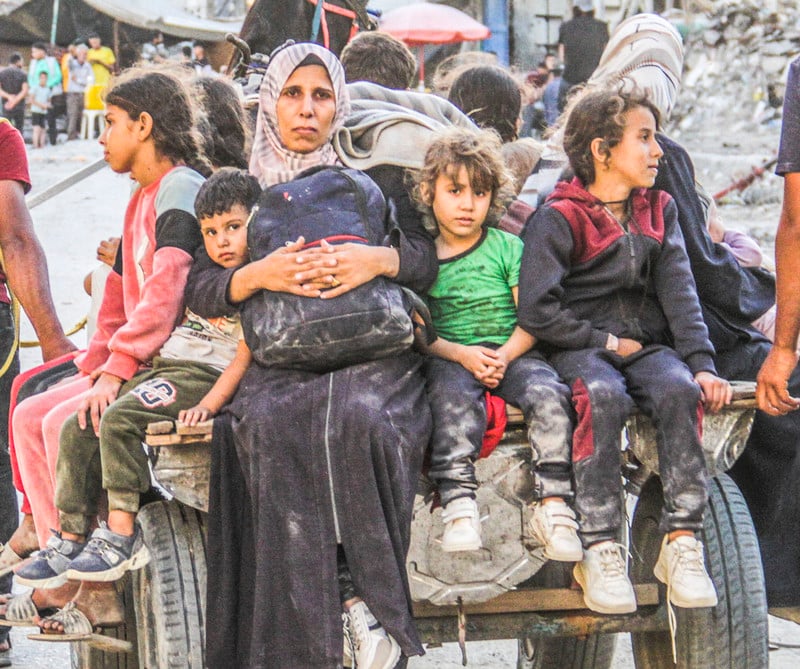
left=330, top=278, right=341, bottom=288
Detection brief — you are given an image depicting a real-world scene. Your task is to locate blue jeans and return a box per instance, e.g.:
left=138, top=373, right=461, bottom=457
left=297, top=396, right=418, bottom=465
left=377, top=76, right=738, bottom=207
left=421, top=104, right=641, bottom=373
left=424, top=349, right=574, bottom=507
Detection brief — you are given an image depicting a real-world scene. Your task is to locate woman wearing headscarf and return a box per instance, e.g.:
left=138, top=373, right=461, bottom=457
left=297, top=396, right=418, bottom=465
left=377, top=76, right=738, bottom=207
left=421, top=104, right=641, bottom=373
left=587, top=14, right=800, bottom=613
left=186, top=42, right=436, bottom=669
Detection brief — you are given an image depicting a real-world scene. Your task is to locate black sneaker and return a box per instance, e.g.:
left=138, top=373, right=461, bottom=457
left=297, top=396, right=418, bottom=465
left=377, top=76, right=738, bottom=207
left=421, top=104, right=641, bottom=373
left=65, top=522, right=150, bottom=582
left=14, top=530, right=86, bottom=589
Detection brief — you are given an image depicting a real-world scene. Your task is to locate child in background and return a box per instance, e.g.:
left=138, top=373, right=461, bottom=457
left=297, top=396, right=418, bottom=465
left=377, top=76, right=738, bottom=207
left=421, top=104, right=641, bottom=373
left=412, top=127, right=580, bottom=559
left=702, top=190, right=788, bottom=349
left=17, top=167, right=257, bottom=597
left=29, top=70, right=51, bottom=148
left=519, top=88, right=731, bottom=614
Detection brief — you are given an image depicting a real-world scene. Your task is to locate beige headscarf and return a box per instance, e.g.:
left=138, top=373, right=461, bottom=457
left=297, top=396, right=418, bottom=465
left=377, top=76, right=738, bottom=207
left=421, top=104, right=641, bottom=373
left=249, top=42, right=351, bottom=187
left=587, top=13, right=684, bottom=121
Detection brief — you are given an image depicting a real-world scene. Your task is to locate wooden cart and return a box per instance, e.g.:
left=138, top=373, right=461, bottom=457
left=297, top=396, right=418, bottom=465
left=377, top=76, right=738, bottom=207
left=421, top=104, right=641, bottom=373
left=71, top=382, right=767, bottom=669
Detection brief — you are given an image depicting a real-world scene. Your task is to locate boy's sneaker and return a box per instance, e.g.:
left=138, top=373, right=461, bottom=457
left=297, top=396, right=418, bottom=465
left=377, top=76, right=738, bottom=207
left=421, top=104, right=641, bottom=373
left=346, top=601, right=401, bottom=669
left=528, top=500, right=583, bottom=562
left=65, top=522, right=150, bottom=582
left=14, top=530, right=86, bottom=589
left=654, top=535, right=718, bottom=608
left=573, top=540, right=637, bottom=614
left=440, top=497, right=482, bottom=552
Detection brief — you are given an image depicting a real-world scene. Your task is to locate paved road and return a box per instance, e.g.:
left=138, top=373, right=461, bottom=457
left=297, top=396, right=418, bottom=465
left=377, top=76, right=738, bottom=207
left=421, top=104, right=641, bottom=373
left=5, top=617, right=800, bottom=667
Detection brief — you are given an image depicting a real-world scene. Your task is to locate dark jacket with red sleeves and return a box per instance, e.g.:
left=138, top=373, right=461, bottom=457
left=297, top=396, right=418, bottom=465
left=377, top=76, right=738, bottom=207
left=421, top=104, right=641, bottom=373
left=517, top=178, right=716, bottom=376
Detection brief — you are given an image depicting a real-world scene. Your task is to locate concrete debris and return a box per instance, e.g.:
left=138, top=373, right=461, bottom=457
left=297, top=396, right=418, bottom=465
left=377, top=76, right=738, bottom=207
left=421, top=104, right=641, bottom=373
left=670, top=1, right=800, bottom=135
left=664, top=2, right=799, bottom=205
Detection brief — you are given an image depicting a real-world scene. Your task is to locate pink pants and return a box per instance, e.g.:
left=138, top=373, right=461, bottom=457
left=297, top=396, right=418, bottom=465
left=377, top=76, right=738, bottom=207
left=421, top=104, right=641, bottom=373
left=12, top=373, right=93, bottom=548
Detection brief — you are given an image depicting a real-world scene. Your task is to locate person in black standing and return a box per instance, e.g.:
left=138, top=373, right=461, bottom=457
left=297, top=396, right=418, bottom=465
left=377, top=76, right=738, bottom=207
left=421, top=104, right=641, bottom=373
left=0, top=53, right=29, bottom=132
left=557, top=0, right=608, bottom=111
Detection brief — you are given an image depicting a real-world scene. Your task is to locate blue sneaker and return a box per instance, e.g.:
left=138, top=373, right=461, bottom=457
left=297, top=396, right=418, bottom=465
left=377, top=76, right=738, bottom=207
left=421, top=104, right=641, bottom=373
left=14, top=530, right=86, bottom=589
left=65, top=522, right=150, bottom=582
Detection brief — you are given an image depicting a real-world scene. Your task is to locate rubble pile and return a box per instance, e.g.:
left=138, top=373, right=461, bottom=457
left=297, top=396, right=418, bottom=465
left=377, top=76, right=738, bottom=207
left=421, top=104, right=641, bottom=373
left=672, top=0, right=799, bottom=134
left=667, top=1, right=800, bottom=205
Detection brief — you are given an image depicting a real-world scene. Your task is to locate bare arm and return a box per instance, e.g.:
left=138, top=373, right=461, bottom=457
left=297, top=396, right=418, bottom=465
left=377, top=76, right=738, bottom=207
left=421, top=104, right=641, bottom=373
left=497, top=287, right=536, bottom=363
left=757, top=171, right=800, bottom=414
left=497, top=326, right=536, bottom=364
left=0, top=179, right=76, bottom=361
left=179, top=340, right=252, bottom=426
left=7, top=83, right=28, bottom=110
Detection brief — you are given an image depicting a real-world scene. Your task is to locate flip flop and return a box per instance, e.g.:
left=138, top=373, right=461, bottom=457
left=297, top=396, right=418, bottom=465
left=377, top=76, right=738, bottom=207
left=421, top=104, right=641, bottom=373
left=0, top=543, right=24, bottom=579
left=0, top=592, right=57, bottom=627
left=27, top=602, right=131, bottom=653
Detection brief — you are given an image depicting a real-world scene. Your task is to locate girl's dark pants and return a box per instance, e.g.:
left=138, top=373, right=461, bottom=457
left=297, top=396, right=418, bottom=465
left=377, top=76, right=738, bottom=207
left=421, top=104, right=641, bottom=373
left=549, top=345, right=708, bottom=547
left=424, top=349, right=574, bottom=508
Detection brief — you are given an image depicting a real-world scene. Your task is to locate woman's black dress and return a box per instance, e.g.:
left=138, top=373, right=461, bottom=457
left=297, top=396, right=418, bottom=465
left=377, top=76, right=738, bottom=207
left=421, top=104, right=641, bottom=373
left=189, top=165, right=438, bottom=669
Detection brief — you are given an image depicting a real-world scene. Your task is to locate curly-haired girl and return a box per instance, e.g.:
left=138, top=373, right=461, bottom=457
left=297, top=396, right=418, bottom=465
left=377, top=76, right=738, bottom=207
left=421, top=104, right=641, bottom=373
left=412, top=126, right=580, bottom=558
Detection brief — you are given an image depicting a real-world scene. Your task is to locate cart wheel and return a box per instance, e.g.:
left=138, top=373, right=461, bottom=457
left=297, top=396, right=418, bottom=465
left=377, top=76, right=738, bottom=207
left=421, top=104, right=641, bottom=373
left=70, top=574, right=139, bottom=669
left=629, top=473, right=768, bottom=668
left=132, top=500, right=207, bottom=668
left=515, top=562, right=616, bottom=669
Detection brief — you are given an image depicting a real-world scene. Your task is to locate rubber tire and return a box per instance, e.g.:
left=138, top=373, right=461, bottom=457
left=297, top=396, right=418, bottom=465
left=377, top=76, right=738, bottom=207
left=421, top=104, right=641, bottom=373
left=515, top=562, right=616, bottom=669
left=70, top=574, right=139, bottom=669
left=629, top=473, right=768, bottom=669
left=131, top=500, right=207, bottom=669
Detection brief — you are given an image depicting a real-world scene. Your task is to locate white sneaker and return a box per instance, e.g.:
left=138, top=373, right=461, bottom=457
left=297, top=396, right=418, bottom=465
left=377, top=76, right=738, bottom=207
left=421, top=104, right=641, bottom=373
left=440, top=497, right=482, bottom=552
left=346, top=601, right=401, bottom=669
left=654, top=535, right=718, bottom=608
left=343, top=613, right=354, bottom=668
left=573, top=541, right=637, bottom=614
left=528, top=500, right=583, bottom=562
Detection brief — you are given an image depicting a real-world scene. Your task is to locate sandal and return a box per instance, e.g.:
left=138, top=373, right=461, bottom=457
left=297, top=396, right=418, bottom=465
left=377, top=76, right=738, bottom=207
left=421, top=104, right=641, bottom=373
left=0, top=592, right=57, bottom=627
left=28, top=602, right=132, bottom=653
left=0, top=543, right=24, bottom=579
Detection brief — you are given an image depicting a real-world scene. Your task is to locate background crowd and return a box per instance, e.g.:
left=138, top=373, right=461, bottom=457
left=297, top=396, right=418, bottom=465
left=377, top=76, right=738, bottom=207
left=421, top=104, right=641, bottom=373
left=0, top=31, right=222, bottom=147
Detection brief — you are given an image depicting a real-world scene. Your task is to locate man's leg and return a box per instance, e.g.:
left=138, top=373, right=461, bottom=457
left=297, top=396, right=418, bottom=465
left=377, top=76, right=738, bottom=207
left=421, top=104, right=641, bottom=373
left=66, top=93, right=82, bottom=140
left=0, top=305, right=19, bottom=650
left=718, top=340, right=800, bottom=606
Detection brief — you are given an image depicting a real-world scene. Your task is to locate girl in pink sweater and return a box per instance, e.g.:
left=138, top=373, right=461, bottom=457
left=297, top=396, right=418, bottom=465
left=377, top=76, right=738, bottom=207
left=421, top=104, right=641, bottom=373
left=1, top=69, right=208, bottom=624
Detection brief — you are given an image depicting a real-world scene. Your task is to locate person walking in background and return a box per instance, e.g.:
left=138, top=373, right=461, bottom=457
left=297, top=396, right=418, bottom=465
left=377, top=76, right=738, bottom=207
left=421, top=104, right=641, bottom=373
left=86, top=33, right=115, bottom=88
left=543, top=63, right=564, bottom=127
left=28, top=71, right=51, bottom=149
left=557, top=0, right=608, bottom=111
left=0, top=53, right=28, bottom=132
left=65, top=44, right=92, bottom=141
left=27, top=43, right=62, bottom=146
left=141, top=31, right=168, bottom=64
left=192, top=43, right=213, bottom=76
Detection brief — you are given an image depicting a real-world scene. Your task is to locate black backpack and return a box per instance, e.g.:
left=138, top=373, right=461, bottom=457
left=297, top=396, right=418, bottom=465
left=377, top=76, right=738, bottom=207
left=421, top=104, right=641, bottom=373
left=242, top=166, right=415, bottom=372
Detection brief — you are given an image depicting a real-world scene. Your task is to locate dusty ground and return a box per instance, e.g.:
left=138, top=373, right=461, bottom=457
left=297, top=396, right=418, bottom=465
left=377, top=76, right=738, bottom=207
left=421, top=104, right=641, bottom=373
left=5, top=131, right=799, bottom=667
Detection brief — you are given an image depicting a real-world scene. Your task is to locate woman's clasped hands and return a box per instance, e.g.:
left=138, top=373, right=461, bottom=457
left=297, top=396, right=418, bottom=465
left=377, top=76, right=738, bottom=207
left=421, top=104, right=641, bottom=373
left=247, top=236, right=399, bottom=298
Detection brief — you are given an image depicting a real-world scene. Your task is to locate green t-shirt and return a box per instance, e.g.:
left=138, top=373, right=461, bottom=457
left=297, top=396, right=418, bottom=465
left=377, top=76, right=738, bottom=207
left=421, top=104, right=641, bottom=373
left=427, top=227, right=523, bottom=346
